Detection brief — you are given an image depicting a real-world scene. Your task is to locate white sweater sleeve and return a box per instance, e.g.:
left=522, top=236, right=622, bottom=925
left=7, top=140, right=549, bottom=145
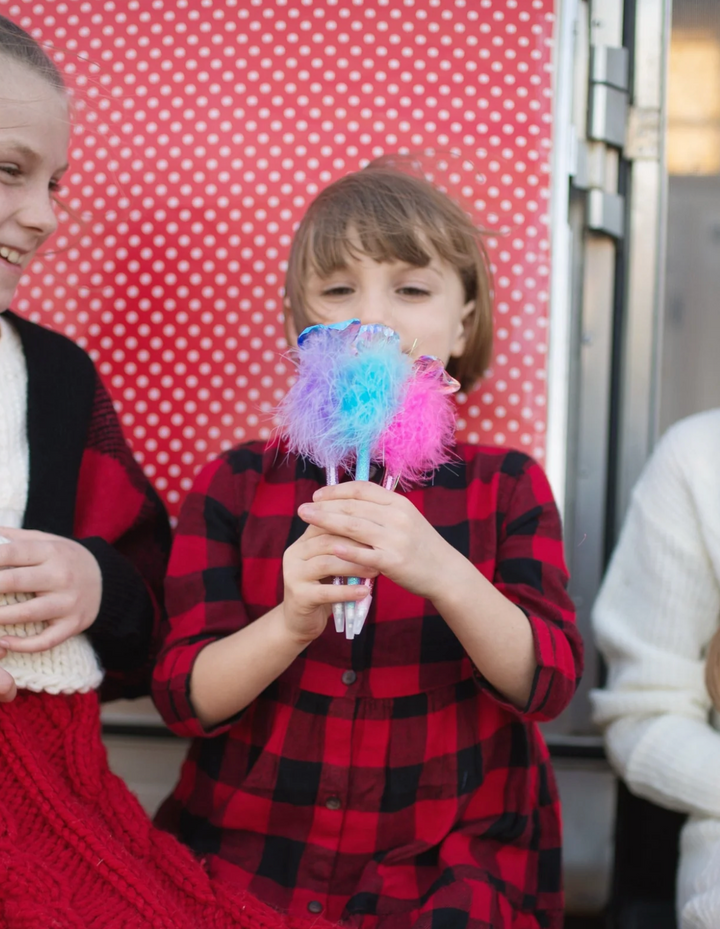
left=591, top=412, right=720, bottom=819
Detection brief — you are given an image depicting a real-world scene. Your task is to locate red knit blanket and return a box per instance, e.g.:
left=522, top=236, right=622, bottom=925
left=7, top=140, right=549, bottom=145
left=0, top=690, right=334, bottom=929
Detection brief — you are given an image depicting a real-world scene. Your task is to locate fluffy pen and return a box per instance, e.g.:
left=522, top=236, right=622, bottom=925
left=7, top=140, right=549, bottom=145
left=277, top=321, right=459, bottom=637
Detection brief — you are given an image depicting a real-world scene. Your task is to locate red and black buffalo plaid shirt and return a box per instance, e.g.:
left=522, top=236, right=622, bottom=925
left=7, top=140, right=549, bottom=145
left=153, top=441, right=582, bottom=929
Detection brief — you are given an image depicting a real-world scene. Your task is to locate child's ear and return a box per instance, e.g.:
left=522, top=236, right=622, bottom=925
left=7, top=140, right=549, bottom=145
left=449, top=299, right=476, bottom=359
left=283, top=299, right=300, bottom=347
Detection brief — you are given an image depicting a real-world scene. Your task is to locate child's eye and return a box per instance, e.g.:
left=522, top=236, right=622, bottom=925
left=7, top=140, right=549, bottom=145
left=0, top=164, right=21, bottom=180
left=398, top=286, right=431, bottom=297
left=49, top=179, right=62, bottom=193
left=321, top=285, right=354, bottom=297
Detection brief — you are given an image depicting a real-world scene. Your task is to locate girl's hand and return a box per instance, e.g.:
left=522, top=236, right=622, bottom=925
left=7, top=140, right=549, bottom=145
left=281, top=522, right=378, bottom=645
left=0, top=529, right=102, bottom=653
left=298, top=482, right=462, bottom=601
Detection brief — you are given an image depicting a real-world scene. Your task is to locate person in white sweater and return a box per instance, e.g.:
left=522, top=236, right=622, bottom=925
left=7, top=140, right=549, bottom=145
left=592, top=408, right=720, bottom=929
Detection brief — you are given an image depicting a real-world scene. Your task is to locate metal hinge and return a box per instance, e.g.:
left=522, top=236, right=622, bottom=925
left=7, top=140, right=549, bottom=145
left=588, top=45, right=630, bottom=148
left=587, top=189, right=624, bottom=239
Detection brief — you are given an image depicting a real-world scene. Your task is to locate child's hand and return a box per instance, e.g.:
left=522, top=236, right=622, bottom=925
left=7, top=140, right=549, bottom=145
left=298, top=482, right=461, bottom=601
left=281, top=522, right=378, bottom=645
left=0, top=529, right=102, bottom=652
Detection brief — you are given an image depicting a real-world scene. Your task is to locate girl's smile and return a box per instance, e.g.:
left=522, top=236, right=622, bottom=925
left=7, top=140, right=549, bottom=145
left=0, top=58, right=69, bottom=309
left=287, top=248, right=475, bottom=367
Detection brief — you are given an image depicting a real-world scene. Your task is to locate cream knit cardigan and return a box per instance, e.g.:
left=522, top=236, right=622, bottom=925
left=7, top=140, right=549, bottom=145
left=592, top=408, right=720, bottom=929
left=0, top=314, right=102, bottom=694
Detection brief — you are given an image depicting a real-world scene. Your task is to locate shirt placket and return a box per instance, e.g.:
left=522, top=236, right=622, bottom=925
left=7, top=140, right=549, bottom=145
left=299, top=674, right=357, bottom=920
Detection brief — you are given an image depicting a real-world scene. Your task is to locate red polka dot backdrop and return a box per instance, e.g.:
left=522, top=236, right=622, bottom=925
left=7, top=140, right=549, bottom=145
left=3, top=0, right=554, bottom=518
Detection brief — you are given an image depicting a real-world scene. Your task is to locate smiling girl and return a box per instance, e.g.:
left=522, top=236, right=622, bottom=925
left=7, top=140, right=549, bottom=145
left=0, top=17, right=169, bottom=703
left=153, top=165, right=584, bottom=929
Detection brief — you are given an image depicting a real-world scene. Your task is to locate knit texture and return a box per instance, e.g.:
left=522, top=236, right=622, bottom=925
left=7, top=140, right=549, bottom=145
left=0, top=539, right=104, bottom=694
left=0, top=688, right=334, bottom=929
left=591, top=409, right=720, bottom=929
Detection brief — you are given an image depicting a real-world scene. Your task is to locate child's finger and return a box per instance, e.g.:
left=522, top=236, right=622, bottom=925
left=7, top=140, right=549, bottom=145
left=0, top=535, right=50, bottom=569
left=298, top=504, right=384, bottom=548
left=305, top=496, right=393, bottom=528
left=0, top=564, right=52, bottom=595
left=312, top=481, right=394, bottom=505
left=330, top=543, right=383, bottom=570
left=0, top=616, right=74, bottom=653
left=312, top=582, right=372, bottom=604
left=0, top=593, right=70, bottom=634
left=309, top=554, right=379, bottom=581
left=295, top=531, right=372, bottom=561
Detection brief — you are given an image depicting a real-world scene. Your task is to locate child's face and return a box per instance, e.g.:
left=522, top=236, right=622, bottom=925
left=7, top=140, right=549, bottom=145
left=287, top=248, right=475, bottom=367
left=0, top=58, right=69, bottom=311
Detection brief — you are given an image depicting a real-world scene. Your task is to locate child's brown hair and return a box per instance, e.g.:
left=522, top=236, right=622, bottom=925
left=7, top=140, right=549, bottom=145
left=284, top=162, right=494, bottom=392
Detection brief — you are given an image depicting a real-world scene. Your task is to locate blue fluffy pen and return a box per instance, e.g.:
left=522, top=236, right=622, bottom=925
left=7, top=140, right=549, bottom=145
left=329, top=325, right=412, bottom=636
left=331, top=324, right=412, bottom=483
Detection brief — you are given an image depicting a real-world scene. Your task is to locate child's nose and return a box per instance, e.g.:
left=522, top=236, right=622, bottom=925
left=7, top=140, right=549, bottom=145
left=361, top=295, right=395, bottom=328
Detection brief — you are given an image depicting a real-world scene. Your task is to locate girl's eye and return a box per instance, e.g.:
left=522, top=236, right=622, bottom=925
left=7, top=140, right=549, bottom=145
left=0, top=164, right=21, bottom=179
left=49, top=179, right=62, bottom=193
left=398, top=286, right=431, bottom=297
left=322, top=285, right=354, bottom=296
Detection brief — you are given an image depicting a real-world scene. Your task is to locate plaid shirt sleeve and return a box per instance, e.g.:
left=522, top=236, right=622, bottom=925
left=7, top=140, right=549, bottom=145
left=480, top=450, right=582, bottom=721
left=152, top=446, right=262, bottom=737
left=73, top=374, right=171, bottom=699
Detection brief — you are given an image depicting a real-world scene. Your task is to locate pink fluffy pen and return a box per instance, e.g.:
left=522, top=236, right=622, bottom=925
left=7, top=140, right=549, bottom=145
left=350, top=357, right=460, bottom=636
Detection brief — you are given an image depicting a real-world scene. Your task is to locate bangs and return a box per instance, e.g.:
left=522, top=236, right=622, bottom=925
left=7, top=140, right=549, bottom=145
left=305, top=213, right=436, bottom=282
left=285, top=165, right=494, bottom=392
left=293, top=168, right=482, bottom=303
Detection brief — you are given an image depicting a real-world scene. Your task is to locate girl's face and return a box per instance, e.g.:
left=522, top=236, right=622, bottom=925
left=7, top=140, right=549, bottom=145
left=287, top=247, right=475, bottom=366
left=0, top=58, right=69, bottom=310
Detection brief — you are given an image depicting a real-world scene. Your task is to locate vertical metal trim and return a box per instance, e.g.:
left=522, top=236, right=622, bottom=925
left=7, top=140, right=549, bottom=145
left=546, top=0, right=580, bottom=515
left=564, top=237, right=618, bottom=732
left=615, top=0, right=670, bottom=531
left=547, top=0, right=626, bottom=738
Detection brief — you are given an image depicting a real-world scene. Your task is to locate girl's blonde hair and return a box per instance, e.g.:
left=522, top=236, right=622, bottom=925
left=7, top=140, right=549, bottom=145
left=706, top=627, right=720, bottom=711
left=284, top=162, right=494, bottom=392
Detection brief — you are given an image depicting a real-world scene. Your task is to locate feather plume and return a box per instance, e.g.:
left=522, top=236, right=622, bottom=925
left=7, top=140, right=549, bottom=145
left=375, top=355, right=459, bottom=488
left=276, top=319, right=361, bottom=468
left=327, top=324, right=412, bottom=462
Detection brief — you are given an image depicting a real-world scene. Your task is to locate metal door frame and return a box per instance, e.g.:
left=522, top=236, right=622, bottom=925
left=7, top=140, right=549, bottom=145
left=547, top=0, right=670, bottom=738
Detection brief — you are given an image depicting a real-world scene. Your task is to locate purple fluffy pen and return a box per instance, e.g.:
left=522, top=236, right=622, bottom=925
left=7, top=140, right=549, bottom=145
left=276, top=319, right=362, bottom=633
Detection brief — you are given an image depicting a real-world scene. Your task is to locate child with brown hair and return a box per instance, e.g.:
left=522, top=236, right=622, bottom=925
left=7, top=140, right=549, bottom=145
left=153, top=163, right=583, bottom=929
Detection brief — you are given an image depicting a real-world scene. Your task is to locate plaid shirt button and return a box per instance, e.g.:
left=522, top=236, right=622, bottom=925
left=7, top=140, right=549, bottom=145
left=307, top=901, right=323, bottom=914
left=325, top=796, right=341, bottom=810
left=341, top=670, right=357, bottom=685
